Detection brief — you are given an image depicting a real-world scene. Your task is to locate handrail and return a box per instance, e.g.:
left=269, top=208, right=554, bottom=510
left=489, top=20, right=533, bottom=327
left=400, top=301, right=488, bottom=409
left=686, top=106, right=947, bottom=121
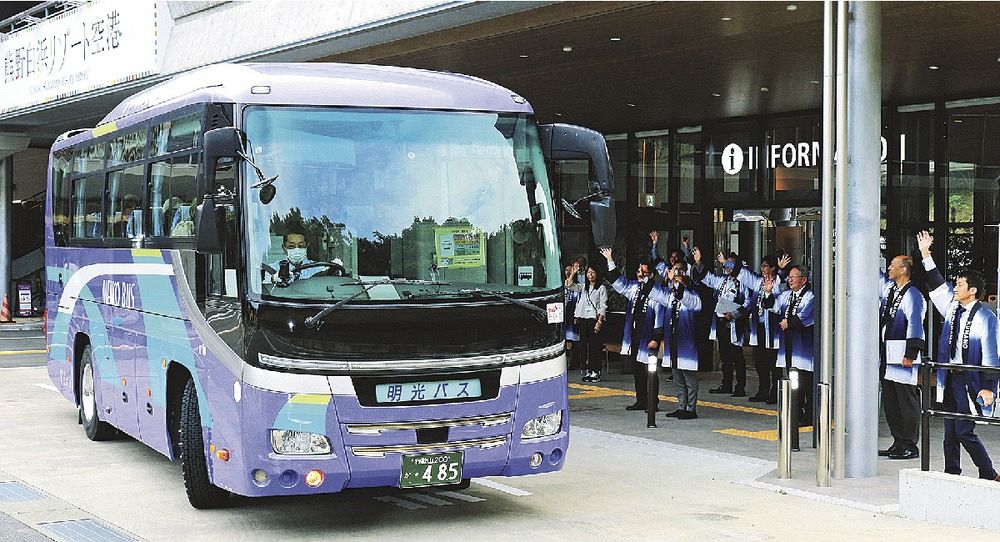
left=919, top=360, right=1000, bottom=471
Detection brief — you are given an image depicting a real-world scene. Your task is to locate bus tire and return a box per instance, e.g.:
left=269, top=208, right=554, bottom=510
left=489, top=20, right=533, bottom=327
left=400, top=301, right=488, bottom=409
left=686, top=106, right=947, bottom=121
left=180, top=378, right=230, bottom=509
left=79, top=345, right=116, bottom=441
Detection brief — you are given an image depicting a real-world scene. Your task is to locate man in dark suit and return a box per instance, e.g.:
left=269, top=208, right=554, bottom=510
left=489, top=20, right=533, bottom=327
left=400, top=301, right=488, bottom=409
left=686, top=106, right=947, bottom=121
left=918, top=231, right=1000, bottom=481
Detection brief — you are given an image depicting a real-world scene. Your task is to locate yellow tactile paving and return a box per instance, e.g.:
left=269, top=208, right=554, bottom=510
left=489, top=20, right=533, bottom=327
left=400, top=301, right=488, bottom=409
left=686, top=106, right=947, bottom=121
left=713, top=426, right=813, bottom=441
left=0, top=349, right=47, bottom=356
left=568, top=382, right=778, bottom=416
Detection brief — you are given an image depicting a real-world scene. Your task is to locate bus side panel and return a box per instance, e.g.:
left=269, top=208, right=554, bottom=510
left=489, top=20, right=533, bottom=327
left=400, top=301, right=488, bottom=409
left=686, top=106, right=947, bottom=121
left=45, top=246, right=75, bottom=403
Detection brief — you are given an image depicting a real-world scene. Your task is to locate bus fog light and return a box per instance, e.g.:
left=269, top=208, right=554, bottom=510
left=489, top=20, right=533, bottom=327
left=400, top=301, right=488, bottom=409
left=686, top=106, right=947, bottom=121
left=529, top=452, right=544, bottom=469
left=305, top=469, right=325, bottom=488
left=270, top=429, right=331, bottom=455
left=521, top=411, right=562, bottom=439
left=252, top=469, right=269, bottom=486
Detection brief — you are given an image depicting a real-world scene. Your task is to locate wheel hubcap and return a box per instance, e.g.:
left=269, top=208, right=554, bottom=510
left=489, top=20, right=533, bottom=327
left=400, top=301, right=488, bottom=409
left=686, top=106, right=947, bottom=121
left=82, top=363, right=96, bottom=422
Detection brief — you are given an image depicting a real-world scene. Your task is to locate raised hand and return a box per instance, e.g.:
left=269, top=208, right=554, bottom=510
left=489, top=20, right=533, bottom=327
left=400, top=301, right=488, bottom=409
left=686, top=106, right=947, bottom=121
left=693, top=247, right=702, bottom=264
left=763, top=274, right=774, bottom=294
left=916, top=231, right=933, bottom=258
left=778, top=253, right=792, bottom=270
left=681, top=235, right=689, bottom=249
left=650, top=230, right=659, bottom=244
left=716, top=251, right=726, bottom=265
left=600, top=247, right=614, bottom=262
left=666, top=266, right=677, bottom=282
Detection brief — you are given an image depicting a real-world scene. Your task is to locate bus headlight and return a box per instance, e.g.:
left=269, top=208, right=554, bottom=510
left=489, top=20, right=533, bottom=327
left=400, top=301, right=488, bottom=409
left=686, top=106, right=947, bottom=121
left=270, top=429, right=332, bottom=455
left=521, top=411, right=562, bottom=440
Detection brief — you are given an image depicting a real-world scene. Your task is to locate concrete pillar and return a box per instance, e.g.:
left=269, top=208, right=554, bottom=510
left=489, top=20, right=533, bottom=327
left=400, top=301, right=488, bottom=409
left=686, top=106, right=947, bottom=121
left=0, top=157, right=12, bottom=318
left=0, top=134, right=30, bottom=320
left=844, top=0, right=882, bottom=478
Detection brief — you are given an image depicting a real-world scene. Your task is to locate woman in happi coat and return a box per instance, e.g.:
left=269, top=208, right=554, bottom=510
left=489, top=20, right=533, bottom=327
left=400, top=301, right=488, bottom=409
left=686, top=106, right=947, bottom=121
left=741, top=253, right=791, bottom=403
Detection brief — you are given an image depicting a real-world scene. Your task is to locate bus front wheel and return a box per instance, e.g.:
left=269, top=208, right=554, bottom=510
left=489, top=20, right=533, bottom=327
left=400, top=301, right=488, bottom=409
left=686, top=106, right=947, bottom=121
left=180, top=378, right=230, bottom=509
left=79, top=345, right=116, bottom=441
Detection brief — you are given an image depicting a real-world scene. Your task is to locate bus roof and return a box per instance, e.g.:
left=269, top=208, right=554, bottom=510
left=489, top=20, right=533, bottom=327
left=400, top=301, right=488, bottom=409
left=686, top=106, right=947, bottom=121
left=99, top=62, right=535, bottom=127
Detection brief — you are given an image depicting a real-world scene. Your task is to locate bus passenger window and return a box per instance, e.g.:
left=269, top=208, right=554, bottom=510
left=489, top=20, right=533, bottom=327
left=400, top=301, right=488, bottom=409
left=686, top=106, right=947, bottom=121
left=149, top=154, right=199, bottom=237
left=106, top=164, right=145, bottom=239
left=71, top=175, right=103, bottom=239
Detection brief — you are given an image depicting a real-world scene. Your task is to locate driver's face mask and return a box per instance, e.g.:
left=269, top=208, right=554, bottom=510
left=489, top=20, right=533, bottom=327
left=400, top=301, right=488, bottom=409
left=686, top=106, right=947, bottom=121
left=287, top=247, right=307, bottom=264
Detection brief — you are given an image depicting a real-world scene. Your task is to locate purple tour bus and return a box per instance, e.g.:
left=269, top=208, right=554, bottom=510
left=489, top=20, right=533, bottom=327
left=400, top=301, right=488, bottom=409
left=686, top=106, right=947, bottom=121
left=44, top=63, right=615, bottom=508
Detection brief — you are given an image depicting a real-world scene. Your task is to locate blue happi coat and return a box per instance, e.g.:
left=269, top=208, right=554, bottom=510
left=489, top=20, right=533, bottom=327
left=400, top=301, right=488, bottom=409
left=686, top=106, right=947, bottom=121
left=609, top=268, right=665, bottom=365
left=763, top=285, right=816, bottom=371
left=693, top=266, right=753, bottom=346
left=879, top=274, right=927, bottom=385
left=739, top=267, right=787, bottom=349
left=925, top=260, right=1000, bottom=414
left=648, top=282, right=703, bottom=371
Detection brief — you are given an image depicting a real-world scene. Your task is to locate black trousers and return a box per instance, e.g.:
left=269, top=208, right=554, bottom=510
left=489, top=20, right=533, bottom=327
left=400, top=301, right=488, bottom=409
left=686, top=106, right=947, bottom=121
left=718, top=331, right=747, bottom=393
left=797, top=369, right=814, bottom=424
left=577, top=318, right=603, bottom=373
left=753, top=328, right=779, bottom=399
left=631, top=356, right=659, bottom=407
left=882, top=379, right=920, bottom=451
left=943, top=377, right=997, bottom=479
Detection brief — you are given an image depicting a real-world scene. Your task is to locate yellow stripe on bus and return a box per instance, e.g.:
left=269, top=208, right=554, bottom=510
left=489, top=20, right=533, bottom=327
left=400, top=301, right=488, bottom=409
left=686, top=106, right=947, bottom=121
left=91, top=122, right=118, bottom=137
left=289, top=394, right=332, bottom=405
left=130, top=249, right=162, bottom=258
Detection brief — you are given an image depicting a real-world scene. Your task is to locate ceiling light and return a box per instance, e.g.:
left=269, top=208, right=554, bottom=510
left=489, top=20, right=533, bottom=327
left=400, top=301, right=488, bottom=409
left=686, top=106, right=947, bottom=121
left=711, top=93, right=722, bottom=97
left=626, top=103, right=636, bottom=107
left=954, top=119, right=963, bottom=123
left=786, top=4, right=798, bottom=11
left=721, top=16, right=732, bottom=21
left=760, top=86, right=769, bottom=92
left=562, top=45, right=573, bottom=52
left=928, top=65, right=939, bottom=70
left=810, top=80, right=820, bottom=84
left=610, top=37, right=621, bottom=42
left=519, top=54, right=528, bottom=59
left=554, top=113, right=563, bottom=117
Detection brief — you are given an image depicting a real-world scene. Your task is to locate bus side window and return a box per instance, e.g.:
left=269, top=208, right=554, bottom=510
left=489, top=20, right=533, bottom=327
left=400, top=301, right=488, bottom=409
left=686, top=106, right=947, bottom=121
left=106, top=164, right=145, bottom=239
left=51, top=150, right=72, bottom=246
left=149, top=154, right=199, bottom=237
left=71, top=175, right=104, bottom=240
left=207, top=163, right=237, bottom=297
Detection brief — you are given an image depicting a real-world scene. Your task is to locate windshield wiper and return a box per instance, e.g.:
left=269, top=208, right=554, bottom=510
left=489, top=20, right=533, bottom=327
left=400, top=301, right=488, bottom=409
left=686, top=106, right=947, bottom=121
left=457, top=288, right=549, bottom=322
left=303, top=279, right=453, bottom=330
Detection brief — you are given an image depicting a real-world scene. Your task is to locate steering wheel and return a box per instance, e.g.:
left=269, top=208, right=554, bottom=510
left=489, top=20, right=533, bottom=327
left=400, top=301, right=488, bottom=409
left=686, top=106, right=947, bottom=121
left=296, top=261, right=348, bottom=277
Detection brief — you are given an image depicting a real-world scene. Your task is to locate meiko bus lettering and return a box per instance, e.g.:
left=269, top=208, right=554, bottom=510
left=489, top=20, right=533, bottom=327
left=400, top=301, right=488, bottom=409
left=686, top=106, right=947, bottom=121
left=43, top=63, right=614, bottom=509
left=721, top=137, right=889, bottom=175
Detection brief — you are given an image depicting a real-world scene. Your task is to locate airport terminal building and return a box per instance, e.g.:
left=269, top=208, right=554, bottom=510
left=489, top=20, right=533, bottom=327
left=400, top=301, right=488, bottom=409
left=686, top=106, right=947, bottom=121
left=1, top=1, right=998, bottom=314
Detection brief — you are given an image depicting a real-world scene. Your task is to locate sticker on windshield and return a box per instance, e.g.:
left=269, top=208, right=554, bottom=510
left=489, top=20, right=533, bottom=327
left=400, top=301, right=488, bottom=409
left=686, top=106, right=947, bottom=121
left=547, top=302, right=564, bottom=324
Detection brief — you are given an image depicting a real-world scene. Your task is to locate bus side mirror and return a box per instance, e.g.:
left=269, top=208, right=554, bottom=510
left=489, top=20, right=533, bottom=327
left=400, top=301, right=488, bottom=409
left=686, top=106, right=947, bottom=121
left=203, top=127, right=244, bottom=190
left=539, top=123, right=616, bottom=248
left=195, top=194, right=224, bottom=254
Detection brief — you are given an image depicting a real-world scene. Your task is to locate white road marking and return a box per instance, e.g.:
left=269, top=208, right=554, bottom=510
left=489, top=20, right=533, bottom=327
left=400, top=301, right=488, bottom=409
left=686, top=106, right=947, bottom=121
left=434, top=490, right=485, bottom=503
left=408, top=493, right=453, bottom=506
left=34, top=384, right=59, bottom=392
left=373, top=496, right=426, bottom=510
left=471, top=478, right=531, bottom=496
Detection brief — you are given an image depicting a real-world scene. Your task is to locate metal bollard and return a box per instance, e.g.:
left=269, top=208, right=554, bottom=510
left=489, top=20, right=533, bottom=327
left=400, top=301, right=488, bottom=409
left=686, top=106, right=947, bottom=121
left=816, top=382, right=831, bottom=487
left=789, top=368, right=800, bottom=451
left=778, top=379, right=792, bottom=479
left=647, top=354, right=658, bottom=428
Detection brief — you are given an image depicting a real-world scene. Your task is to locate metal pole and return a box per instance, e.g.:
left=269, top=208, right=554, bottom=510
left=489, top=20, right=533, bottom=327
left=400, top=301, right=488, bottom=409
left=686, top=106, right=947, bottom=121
left=0, top=157, right=12, bottom=323
left=778, top=379, right=793, bottom=479
left=844, top=0, right=882, bottom=478
left=817, top=383, right=832, bottom=486
left=832, top=0, right=849, bottom=480
left=647, top=354, right=657, bottom=428
left=818, top=0, right=836, bottom=488
left=790, top=368, right=800, bottom=451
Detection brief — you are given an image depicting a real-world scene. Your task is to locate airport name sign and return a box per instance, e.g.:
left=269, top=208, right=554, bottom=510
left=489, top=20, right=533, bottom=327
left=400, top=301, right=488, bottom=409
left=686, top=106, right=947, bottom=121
left=0, top=1, right=159, bottom=115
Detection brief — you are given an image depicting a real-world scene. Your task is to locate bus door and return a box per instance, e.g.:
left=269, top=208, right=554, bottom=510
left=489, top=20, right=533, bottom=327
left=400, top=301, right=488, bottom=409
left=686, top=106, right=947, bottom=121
left=108, top=293, right=141, bottom=439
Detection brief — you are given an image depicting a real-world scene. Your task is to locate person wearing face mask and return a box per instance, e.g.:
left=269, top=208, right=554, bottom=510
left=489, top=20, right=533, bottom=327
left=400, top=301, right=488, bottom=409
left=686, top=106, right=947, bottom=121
left=692, top=248, right=754, bottom=398
left=270, top=231, right=324, bottom=284
left=566, top=262, right=608, bottom=383
left=918, top=231, right=1000, bottom=481
left=602, top=247, right=666, bottom=412
left=648, top=260, right=703, bottom=419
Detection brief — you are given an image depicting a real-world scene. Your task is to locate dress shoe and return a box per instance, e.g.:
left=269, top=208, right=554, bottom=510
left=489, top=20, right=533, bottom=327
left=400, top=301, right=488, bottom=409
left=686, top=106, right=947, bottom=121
left=748, top=394, right=767, bottom=403
left=708, top=386, right=732, bottom=394
left=731, top=390, right=746, bottom=398
left=664, top=409, right=684, bottom=418
left=677, top=410, right=698, bottom=420
left=994, top=475, right=1000, bottom=482
left=878, top=445, right=901, bottom=457
left=888, top=448, right=919, bottom=460
left=625, top=403, right=646, bottom=411
left=765, top=396, right=777, bottom=405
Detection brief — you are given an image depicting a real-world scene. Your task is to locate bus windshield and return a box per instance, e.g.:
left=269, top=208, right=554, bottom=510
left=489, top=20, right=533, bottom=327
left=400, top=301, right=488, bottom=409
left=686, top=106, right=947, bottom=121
left=244, top=107, right=561, bottom=302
